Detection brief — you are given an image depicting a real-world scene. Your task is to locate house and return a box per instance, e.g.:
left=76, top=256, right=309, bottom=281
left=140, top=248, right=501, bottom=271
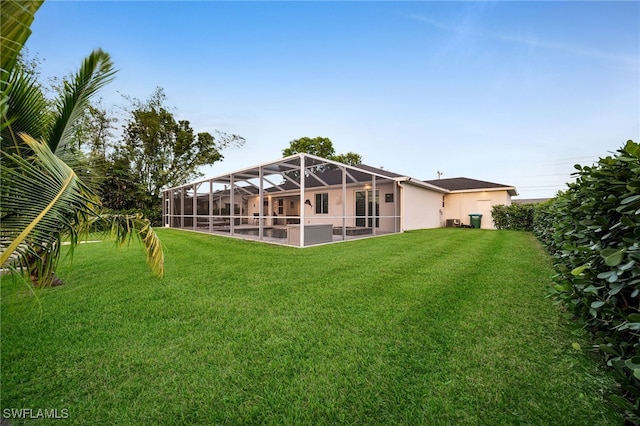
left=423, top=177, right=518, bottom=229
left=162, top=154, right=517, bottom=247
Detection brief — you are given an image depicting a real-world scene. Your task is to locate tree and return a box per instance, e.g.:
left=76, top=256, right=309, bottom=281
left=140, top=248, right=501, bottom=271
left=283, top=136, right=336, bottom=159
left=99, top=152, right=147, bottom=213
left=65, top=97, right=117, bottom=160
left=282, top=136, right=362, bottom=166
left=49, top=75, right=140, bottom=211
left=333, top=151, right=362, bottom=166
left=47, top=74, right=118, bottom=156
left=120, top=87, right=245, bottom=222
left=79, top=102, right=119, bottom=194
left=0, top=1, right=164, bottom=287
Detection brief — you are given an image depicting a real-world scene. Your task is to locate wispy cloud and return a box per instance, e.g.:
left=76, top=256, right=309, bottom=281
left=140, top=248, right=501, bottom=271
left=401, top=12, right=639, bottom=67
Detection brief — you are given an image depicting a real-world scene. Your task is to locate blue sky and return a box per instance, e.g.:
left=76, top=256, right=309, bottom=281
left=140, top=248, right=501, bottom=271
left=26, top=1, right=640, bottom=199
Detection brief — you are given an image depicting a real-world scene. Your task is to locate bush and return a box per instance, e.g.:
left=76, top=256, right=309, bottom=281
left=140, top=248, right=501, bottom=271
left=491, top=203, right=535, bottom=231
left=533, top=140, right=640, bottom=423
left=533, top=195, right=573, bottom=256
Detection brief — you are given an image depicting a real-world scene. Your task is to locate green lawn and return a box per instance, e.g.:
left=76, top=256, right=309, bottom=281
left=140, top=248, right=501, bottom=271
left=1, top=229, right=622, bottom=424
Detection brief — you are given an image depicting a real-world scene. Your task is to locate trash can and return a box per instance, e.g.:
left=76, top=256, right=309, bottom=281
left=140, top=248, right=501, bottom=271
left=468, top=214, right=482, bottom=229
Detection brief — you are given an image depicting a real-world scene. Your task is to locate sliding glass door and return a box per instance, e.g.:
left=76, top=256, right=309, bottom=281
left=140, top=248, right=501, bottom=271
left=355, top=190, right=379, bottom=227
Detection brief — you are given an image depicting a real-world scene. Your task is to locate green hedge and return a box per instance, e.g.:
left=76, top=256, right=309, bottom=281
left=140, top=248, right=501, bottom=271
left=491, top=203, right=535, bottom=231
left=533, top=140, right=640, bottom=423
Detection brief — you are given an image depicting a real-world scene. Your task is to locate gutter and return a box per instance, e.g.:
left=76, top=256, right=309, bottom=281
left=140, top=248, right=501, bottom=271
left=449, top=187, right=518, bottom=196
left=395, top=177, right=450, bottom=194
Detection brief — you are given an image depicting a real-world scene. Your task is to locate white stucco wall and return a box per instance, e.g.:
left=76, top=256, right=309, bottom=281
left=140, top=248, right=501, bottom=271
left=400, top=182, right=444, bottom=231
left=302, top=182, right=398, bottom=232
left=184, top=184, right=512, bottom=232
left=443, top=190, right=512, bottom=229
left=245, top=182, right=399, bottom=232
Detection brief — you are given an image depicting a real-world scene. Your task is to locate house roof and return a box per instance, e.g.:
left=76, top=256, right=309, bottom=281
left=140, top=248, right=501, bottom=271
left=423, top=177, right=518, bottom=196
left=330, top=164, right=449, bottom=193
left=194, top=162, right=417, bottom=197
left=167, top=153, right=398, bottom=193
left=265, top=163, right=401, bottom=192
left=350, top=164, right=405, bottom=179
left=168, top=153, right=515, bottom=197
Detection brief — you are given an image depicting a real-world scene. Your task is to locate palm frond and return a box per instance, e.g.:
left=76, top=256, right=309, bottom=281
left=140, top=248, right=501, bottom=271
left=100, top=213, right=165, bottom=278
left=0, top=0, right=44, bottom=91
left=1, top=134, right=166, bottom=285
left=1, top=133, right=100, bottom=286
left=1, top=66, right=51, bottom=154
left=0, top=3, right=163, bottom=286
left=48, top=49, right=117, bottom=154
left=1, top=0, right=45, bottom=148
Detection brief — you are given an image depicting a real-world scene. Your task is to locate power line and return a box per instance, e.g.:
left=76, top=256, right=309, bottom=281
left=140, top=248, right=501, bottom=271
left=517, top=185, right=569, bottom=189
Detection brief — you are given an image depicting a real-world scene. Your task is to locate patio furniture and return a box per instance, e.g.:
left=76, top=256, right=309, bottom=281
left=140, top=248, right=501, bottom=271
left=287, top=224, right=333, bottom=246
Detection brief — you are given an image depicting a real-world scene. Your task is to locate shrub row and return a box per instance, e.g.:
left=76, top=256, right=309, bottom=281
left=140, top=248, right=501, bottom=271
left=491, top=203, right=535, bottom=231
left=532, top=140, right=640, bottom=423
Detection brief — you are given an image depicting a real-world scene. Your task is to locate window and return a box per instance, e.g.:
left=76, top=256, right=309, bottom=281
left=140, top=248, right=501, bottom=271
left=277, top=199, right=284, bottom=215
left=224, top=203, right=240, bottom=214
left=355, top=190, right=379, bottom=227
left=315, top=193, right=328, bottom=214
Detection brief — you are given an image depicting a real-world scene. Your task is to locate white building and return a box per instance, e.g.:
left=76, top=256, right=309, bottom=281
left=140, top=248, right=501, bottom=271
left=163, top=154, right=517, bottom=247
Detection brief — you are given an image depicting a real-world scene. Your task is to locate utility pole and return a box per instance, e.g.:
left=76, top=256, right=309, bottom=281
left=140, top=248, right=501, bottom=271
left=437, top=170, right=443, bottom=179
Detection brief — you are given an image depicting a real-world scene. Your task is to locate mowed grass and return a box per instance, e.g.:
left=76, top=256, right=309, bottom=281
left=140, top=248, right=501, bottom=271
left=1, top=229, right=621, bottom=424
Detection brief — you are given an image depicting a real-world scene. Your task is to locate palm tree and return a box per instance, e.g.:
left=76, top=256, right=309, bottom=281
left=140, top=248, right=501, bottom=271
left=1, top=0, right=164, bottom=287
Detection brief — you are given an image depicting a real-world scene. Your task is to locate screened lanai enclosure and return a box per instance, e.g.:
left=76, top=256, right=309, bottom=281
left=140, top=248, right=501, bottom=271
left=162, top=154, right=402, bottom=247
